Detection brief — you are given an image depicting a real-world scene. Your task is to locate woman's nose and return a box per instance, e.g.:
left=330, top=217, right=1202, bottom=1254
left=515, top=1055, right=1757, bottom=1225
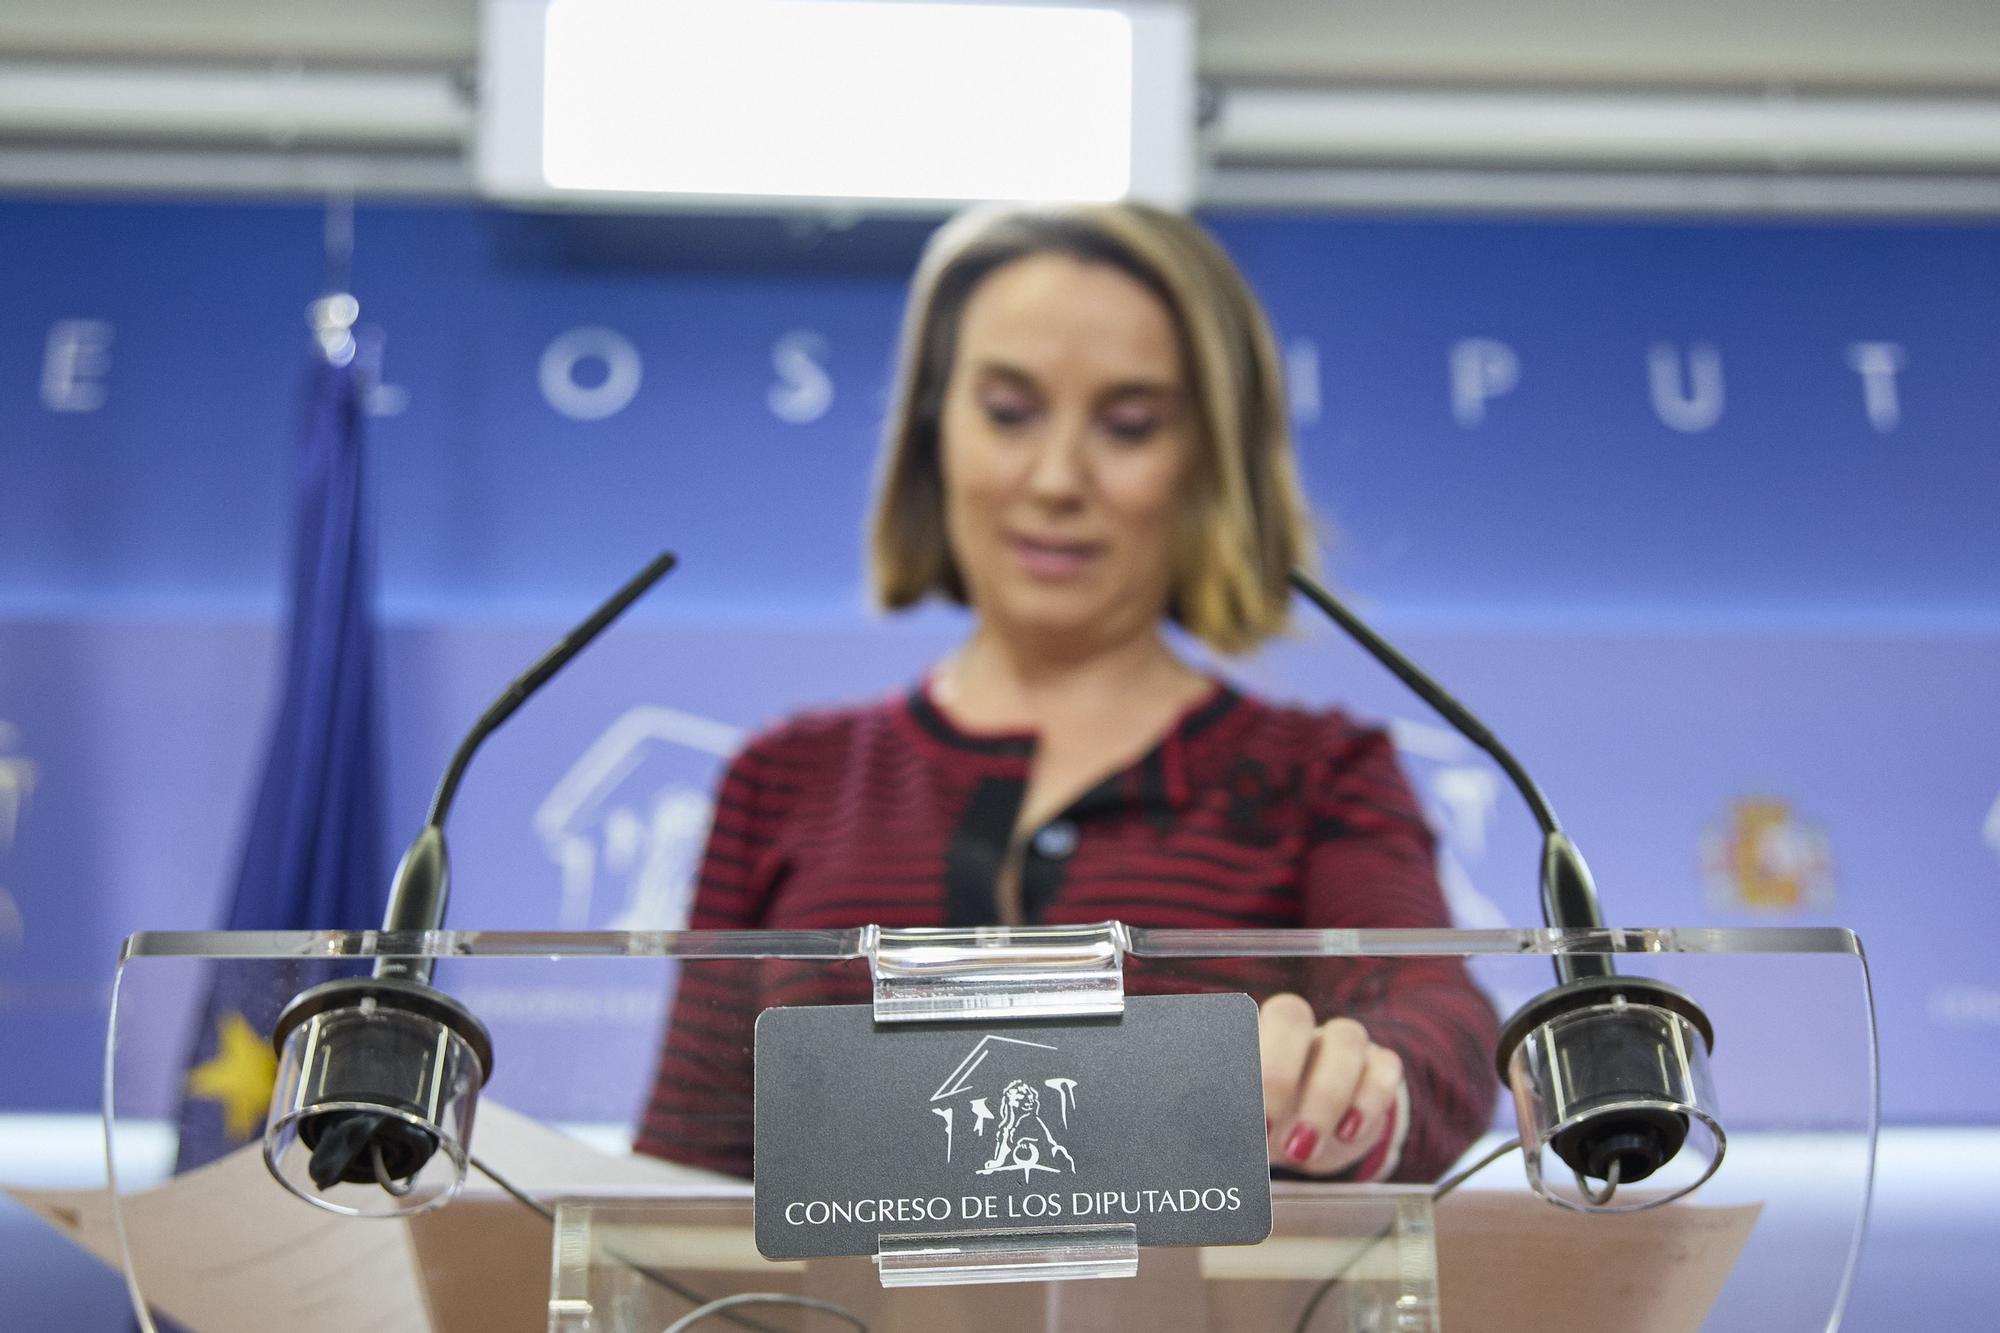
left=1023, top=422, right=1088, bottom=501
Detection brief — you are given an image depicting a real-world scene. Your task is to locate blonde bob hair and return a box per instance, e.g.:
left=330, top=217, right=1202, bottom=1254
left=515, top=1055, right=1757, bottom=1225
left=869, top=202, right=1314, bottom=655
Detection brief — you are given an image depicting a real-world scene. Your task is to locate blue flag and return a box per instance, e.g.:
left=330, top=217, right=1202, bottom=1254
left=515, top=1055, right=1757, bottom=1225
left=171, top=336, right=387, bottom=1173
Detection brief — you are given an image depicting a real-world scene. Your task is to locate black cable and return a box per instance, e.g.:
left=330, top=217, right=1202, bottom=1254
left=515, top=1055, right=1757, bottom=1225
left=468, top=1152, right=558, bottom=1224
left=468, top=1153, right=865, bottom=1333
left=1288, top=1137, right=1523, bottom=1333
left=663, top=1293, right=869, bottom=1333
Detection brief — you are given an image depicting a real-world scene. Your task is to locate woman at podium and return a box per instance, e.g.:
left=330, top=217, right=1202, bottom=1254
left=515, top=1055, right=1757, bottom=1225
left=637, top=204, right=1498, bottom=1186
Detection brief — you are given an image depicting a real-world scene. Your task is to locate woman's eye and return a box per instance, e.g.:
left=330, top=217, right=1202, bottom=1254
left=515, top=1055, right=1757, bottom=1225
left=981, top=397, right=1035, bottom=428
left=1103, top=413, right=1161, bottom=443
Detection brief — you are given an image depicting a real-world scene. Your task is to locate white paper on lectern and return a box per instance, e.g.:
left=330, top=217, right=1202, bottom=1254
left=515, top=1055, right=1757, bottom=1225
left=1434, top=1190, right=1761, bottom=1333
left=11, top=1106, right=1761, bottom=1332
left=4, top=1101, right=740, bottom=1333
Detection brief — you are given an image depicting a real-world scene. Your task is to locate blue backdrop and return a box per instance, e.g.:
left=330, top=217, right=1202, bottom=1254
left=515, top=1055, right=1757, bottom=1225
left=0, top=199, right=1995, bottom=1128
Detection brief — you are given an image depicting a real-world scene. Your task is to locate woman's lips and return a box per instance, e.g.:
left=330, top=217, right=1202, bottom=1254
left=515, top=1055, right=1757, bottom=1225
left=1007, top=534, right=1102, bottom=579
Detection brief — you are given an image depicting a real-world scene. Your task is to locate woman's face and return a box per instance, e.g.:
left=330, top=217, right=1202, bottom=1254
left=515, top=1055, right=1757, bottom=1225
left=937, top=252, right=1193, bottom=652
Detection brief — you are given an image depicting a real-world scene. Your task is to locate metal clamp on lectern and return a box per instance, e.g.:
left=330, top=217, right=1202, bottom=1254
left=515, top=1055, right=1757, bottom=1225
left=867, top=921, right=1129, bottom=1024
left=863, top=923, right=1138, bottom=1285
left=876, top=1222, right=1140, bottom=1288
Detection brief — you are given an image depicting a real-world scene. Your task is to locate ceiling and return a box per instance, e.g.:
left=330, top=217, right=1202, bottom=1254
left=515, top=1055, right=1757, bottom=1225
left=2, top=0, right=1996, bottom=88
left=3, top=1, right=1998, bottom=212
left=1198, top=0, right=2000, bottom=89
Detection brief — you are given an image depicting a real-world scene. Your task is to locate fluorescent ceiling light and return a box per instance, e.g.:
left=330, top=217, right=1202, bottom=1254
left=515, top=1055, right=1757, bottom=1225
left=538, top=0, right=1134, bottom=203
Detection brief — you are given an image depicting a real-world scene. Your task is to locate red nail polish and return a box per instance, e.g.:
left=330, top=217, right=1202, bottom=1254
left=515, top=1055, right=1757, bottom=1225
left=1284, top=1125, right=1319, bottom=1162
left=1336, top=1108, right=1363, bottom=1143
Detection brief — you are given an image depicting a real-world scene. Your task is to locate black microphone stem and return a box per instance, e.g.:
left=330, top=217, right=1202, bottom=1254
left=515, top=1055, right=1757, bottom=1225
left=424, top=550, right=679, bottom=828
left=375, top=550, right=679, bottom=981
left=1288, top=570, right=1609, bottom=984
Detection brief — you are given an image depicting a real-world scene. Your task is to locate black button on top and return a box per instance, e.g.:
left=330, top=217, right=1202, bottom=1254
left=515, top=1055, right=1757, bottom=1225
left=1031, top=820, right=1079, bottom=859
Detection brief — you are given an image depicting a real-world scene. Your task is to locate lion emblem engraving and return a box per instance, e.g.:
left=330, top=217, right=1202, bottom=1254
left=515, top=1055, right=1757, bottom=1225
left=979, top=1079, right=1076, bottom=1178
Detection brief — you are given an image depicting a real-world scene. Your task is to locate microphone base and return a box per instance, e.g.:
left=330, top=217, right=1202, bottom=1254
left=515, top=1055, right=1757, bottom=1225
left=1497, top=975, right=1725, bottom=1212
left=264, top=976, right=493, bottom=1217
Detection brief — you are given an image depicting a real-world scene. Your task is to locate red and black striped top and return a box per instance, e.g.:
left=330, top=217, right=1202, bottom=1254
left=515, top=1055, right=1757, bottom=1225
left=636, top=679, right=1499, bottom=1182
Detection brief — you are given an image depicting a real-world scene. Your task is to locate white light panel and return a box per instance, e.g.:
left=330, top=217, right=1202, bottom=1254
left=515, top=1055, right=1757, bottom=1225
left=537, top=0, right=1134, bottom=204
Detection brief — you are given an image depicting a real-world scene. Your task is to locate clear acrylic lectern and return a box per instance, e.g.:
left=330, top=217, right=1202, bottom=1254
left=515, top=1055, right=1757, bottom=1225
left=95, top=923, right=1875, bottom=1332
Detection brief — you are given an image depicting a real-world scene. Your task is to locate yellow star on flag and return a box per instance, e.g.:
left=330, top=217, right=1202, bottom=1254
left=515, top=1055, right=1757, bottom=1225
left=186, top=1012, right=279, bottom=1142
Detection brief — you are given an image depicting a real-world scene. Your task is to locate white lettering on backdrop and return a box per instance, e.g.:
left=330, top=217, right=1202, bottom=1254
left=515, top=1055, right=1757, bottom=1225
left=1448, top=337, right=1520, bottom=427
left=1286, top=338, right=1322, bottom=426
left=539, top=326, right=644, bottom=421
left=357, top=327, right=410, bottom=418
left=40, top=319, right=114, bottom=413
left=136, top=328, right=1917, bottom=437
left=0, top=721, right=34, bottom=947
left=768, top=330, right=834, bottom=424
left=1648, top=341, right=1727, bottom=433
left=1846, top=341, right=1907, bottom=433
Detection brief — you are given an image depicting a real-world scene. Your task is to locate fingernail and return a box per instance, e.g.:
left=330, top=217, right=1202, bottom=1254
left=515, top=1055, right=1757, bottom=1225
left=1284, top=1125, right=1319, bottom=1163
left=1336, top=1108, right=1363, bottom=1144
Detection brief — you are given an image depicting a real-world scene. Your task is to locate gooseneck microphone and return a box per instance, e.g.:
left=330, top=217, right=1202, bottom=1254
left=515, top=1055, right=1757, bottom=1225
left=262, top=551, right=680, bottom=1214
left=1287, top=573, right=1607, bottom=975
left=377, top=548, right=682, bottom=985
left=1289, top=570, right=1723, bottom=1210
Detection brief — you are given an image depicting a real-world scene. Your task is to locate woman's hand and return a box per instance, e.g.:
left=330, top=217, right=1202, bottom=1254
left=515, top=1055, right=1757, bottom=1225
left=1259, top=992, right=1405, bottom=1177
